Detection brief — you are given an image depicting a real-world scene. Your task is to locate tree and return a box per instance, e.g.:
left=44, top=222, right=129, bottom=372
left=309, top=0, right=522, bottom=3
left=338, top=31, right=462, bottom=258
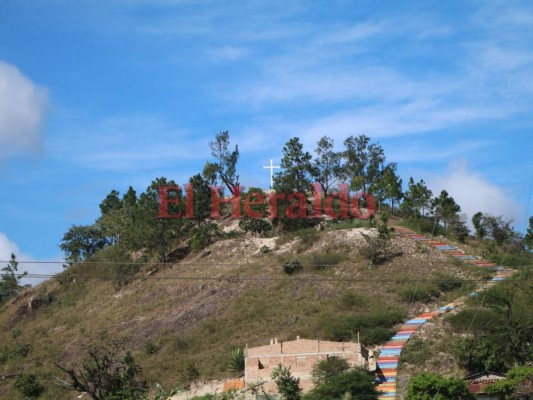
left=55, top=340, right=147, bottom=400
left=472, top=212, right=487, bottom=239
left=370, top=163, right=403, bottom=213
left=343, top=135, right=386, bottom=192
left=451, top=337, right=506, bottom=374
left=60, top=225, right=110, bottom=262
left=311, top=357, right=349, bottom=386
left=431, top=190, right=461, bottom=229
left=273, top=137, right=313, bottom=194
left=406, top=373, right=475, bottom=400
left=273, top=138, right=315, bottom=230
left=188, top=174, right=212, bottom=223
left=0, top=254, right=28, bottom=303
left=271, top=365, right=302, bottom=400
left=138, top=177, right=188, bottom=261
left=99, top=189, right=122, bottom=216
left=524, top=216, right=533, bottom=251
left=448, top=214, right=470, bottom=243
left=484, top=366, right=533, bottom=399
left=401, top=178, right=433, bottom=218
left=471, top=213, right=517, bottom=246
left=310, top=136, right=342, bottom=196
left=204, top=131, right=240, bottom=195
left=304, top=369, right=378, bottom=400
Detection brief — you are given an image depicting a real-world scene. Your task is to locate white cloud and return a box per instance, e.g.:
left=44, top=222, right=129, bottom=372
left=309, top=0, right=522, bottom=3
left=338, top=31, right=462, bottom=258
left=0, top=232, right=62, bottom=286
left=0, top=61, right=49, bottom=160
left=426, top=161, right=524, bottom=228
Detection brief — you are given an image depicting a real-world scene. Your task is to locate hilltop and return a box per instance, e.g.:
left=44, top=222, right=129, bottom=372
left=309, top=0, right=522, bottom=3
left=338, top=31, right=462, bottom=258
left=0, top=218, right=495, bottom=400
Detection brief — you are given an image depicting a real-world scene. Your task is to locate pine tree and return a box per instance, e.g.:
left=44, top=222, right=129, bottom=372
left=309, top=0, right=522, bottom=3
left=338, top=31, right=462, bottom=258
left=0, top=254, right=28, bottom=303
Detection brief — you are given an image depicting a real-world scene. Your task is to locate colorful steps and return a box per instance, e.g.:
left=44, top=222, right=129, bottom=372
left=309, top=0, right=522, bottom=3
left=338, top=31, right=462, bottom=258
left=374, top=226, right=514, bottom=399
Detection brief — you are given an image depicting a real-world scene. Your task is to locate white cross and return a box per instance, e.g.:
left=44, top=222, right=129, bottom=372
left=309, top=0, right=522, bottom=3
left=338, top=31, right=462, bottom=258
left=263, top=159, right=280, bottom=188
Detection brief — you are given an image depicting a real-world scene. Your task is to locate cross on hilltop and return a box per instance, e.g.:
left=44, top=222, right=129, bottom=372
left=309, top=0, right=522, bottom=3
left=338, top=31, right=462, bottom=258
left=263, top=159, right=280, bottom=189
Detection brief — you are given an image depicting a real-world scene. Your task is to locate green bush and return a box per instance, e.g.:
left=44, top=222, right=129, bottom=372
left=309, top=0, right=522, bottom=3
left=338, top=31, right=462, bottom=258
left=282, top=260, right=303, bottom=275
left=176, top=359, right=200, bottom=385
left=239, top=218, right=272, bottom=236
left=304, top=369, right=378, bottom=400
left=0, top=343, right=32, bottom=364
left=447, top=309, right=503, bottom=333
left=227, top=348, right=245, bottom=373
left=260, top=245, right=271, bottom=254
left=400, top=338, right=432, bottom=365
left=14, top=374, right=45, bottom=398
left=338, top=292, right=368, bottom=309
left=311, top=357, right=349, bottom=385
left=189, top=223, right=220, bottom=251
left=307, top=252, right=345, bottom=270
left=451, top=337, right=506, bottom=374
left=406, top=372, right=475, bottom=400
left=143, top=340, right=160, bottom=356
left=432, top=273, right=464, bottom=292
left=396, top=282, right=439, bottom=303
left=324, top=310, right=405, bottom=345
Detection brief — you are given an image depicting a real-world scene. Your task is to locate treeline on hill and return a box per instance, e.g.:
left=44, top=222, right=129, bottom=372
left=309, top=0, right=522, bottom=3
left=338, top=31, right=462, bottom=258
left=58, top=131, right=533, bottom=284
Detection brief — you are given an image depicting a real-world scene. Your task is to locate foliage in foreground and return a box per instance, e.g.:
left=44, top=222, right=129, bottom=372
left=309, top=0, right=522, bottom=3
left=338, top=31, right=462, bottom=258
left=271, top=365, right=302, bottom=400
left=406, top=373, right=475, bottom=400
left=304, top=368, right=378, bottom=400
left=55, top=340, right=147, bottom=400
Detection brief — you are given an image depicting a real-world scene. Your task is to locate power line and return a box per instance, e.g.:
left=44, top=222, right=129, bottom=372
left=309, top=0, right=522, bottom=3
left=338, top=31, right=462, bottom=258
left=4, top=273, right=529, bottom=283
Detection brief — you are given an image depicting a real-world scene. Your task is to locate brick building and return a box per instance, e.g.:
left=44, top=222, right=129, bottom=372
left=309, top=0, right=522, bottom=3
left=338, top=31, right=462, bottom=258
left=244, top=336, right=374, bottom=393
left=464, top=372, right=506, bottom=399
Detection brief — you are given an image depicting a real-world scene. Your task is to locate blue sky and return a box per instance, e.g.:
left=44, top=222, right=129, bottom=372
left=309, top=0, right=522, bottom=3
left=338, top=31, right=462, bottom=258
left=0, top=0, right=532, bottom=278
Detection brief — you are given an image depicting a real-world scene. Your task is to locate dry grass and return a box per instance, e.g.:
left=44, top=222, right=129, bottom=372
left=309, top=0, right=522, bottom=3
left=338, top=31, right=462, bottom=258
left=0, top=226, right=486, bottom=399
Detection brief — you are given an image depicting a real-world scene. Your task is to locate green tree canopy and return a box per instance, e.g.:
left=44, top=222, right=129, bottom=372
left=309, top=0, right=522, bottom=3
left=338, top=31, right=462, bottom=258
left=310, top=136, right=343, bottom=196
left=342, top=134, right=386, bottom=192
left=0, top=254, right=28, bottom=303
left=304, top=369, right=378, bottom=400
left=431, top=190, right=461, bottom=229
left=274, top=137, right=313, bottom=194
left=406, top=373, right=475, bottom=400
left=203, top=131, right=240, bottom=195
left=271, top=365, right=302, bottom=400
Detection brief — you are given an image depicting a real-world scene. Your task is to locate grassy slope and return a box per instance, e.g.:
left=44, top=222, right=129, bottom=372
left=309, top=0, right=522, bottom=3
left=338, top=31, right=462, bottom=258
left=0, top=225, right=489, bottom=399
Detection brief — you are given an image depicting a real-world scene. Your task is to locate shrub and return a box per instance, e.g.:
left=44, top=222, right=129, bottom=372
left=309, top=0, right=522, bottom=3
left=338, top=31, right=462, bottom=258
left=260, top=245, right=271, bottom=254
left=176, top=359, right=200, bottom=385
left=55, top=340, right=147, bottom=400
left=451, top=337, right=506, bottom=374
left=400, top=338, right=432, bottom=365
left=311, top=357, right=350, bottom=385
left=14, top=374, right=45, bottom=398
left=143, top=340, right=160, bottom=356
left=308, top=252, right=345, bottom=270
left=282, top=260, right=303, bottom=275
left=227, top=348, right=245, bottom=373
left=324, top=310, right=405, bottom=345
left=433, top=273, right=464, bottom=292
left=338, top=292, right=367, bottom=309
left=189, top=223, right=220, bottom=251
left=304, top=369, right=378, bottom=400
left=271, top=365, right=302, bottom=400
left=396, top=282, right=439, bottom=303
left=239, top=218, right=272, bottom=236
left=406, top=372, right=475, bottom=400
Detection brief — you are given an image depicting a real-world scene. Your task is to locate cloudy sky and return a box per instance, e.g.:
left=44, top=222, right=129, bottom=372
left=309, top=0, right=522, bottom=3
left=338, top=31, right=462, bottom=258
left=1, top=0, right=532, bottom=280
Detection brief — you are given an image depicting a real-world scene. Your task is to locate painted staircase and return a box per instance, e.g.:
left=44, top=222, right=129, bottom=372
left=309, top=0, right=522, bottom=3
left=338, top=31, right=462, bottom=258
left=374, top=226, right=513, bottom=399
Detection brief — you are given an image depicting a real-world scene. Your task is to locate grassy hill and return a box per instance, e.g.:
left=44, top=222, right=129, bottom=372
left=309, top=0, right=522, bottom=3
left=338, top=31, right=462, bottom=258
left=0, top=221, right=495, bottom=399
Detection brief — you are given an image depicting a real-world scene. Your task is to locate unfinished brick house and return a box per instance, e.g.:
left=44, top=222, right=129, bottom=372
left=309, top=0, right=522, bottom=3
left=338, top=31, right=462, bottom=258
left=244, top=336, right=375, bottom=393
